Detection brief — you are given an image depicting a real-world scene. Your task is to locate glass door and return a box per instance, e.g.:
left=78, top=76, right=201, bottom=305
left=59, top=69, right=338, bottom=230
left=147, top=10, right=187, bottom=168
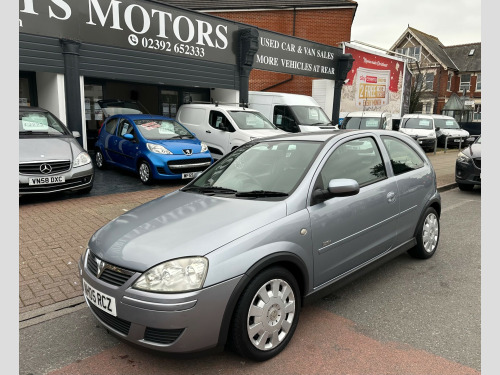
left=84, top=83, right=104, bottom=152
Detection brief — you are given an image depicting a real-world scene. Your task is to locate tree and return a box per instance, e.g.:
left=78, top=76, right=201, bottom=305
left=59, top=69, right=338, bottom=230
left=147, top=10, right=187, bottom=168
left=409, top=72, right=424, bottom=113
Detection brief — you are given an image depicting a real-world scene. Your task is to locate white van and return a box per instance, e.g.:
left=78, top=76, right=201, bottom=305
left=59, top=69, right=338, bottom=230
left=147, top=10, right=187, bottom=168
left=247, top=91, right=335, bottom=133
left=176, top=103, right=286, bottom=159
left=340, top=111, right=394, bottom=130
left=399, top=114, right=471, bottom=152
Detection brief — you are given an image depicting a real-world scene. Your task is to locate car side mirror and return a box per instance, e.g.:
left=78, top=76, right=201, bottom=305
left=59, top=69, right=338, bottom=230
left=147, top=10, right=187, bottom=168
left=312, top=178, right=360, bottom=204
left=72, top=131, right=81, bottom=138
left=123, top=134, right=134, bottom=140
left=435, top=127, right=440, bottom=131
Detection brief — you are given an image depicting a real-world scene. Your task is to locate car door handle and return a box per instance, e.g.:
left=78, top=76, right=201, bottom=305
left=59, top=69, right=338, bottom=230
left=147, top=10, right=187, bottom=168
left=387, top=191, right=396, bottom=203
left=206, top=130, right=211, bottom=133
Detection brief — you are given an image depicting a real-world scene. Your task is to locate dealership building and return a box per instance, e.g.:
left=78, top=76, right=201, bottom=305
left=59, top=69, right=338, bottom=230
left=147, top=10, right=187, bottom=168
left=19, top=0, right=356, bottom=151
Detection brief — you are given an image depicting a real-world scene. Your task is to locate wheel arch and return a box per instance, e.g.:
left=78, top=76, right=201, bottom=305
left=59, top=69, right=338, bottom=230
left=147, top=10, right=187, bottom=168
left=216, top=252, right=309, bottom=349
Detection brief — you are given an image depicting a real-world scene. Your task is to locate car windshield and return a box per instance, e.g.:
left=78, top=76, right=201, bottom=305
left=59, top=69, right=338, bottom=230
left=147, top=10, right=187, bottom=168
left=135, top=119, right=194, bottom=140
left=185, top=140, right=321, bottom=196
left=401, top=118, right=433, bottom=130
left=342, top=117, right=381, bottom=129
left=290, top=106, right=331, bottom=125
left=228, top=111, right=278, bottom=130
left=434, top=118, right=460, bottom=129
left=19, top=111, right=71, bottom=136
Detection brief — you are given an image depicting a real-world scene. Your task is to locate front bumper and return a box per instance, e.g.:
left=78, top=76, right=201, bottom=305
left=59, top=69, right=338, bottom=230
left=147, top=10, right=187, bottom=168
left=19, top=163, right=94, bottom=195
left=148, top=154, right=213, bottom=180
left=78, top=252, right=242, bottom=353
left=412, top=137, right=436, bottom=151
left=455, top=159, right=481, bottom=186
left=438, top=135, right=471, bottom=148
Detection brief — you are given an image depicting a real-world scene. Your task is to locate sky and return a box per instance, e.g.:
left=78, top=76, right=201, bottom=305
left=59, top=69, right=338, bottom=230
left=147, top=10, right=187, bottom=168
left=350, top=0, right=482, bottom=51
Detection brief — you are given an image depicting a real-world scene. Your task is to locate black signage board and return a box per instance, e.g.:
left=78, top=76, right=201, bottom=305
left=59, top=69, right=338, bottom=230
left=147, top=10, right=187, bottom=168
left=254, top=30, right=343, bottom=80
left=19, top=0, right=239, bottom=64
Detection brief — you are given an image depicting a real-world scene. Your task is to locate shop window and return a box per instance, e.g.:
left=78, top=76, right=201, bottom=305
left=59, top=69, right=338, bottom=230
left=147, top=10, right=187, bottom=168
left=161, top=90, right=179, bottom=118
left=84, top=83, right=104, bottom=150
left=19, top=72, right=37, bottom=107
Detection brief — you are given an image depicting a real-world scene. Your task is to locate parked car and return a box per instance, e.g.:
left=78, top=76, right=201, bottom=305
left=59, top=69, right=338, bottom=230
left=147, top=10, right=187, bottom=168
left=398, top=114, right=438, bottom=152
left=340, top=111, right=395, bottom=130
left=97, top=99, right=144, bottom=120
left=176, top=103, right=286, bottom=159
left=94, top=114, right=213, bottom=184
left=432, top=115, right=471, bottom=148
left=79, top=129, right=441, bottom=361
left=247, top=91, right=334, bottom=132
left=19, top=106, right=94, bottom=197
left=455, top=135, right=481, bottom=191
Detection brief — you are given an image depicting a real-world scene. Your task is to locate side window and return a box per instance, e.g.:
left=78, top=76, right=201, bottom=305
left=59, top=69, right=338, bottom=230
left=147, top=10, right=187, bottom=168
left=381, top=136, right=424, bottom=175
left=273, top=106, right=298, bottom=132
left=209, top=110, right=230, bottom=131
left=318, top=137, right=387, bottom=189
left=104, top=118, right=118, bottom=134
left=118, top=120, right=135, bottom=138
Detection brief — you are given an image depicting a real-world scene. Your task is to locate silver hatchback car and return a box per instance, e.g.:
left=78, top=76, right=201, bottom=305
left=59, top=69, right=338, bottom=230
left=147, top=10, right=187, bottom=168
left=79, top=129, right=441, bottom=361
left=19, top=106, right=94, bottom=197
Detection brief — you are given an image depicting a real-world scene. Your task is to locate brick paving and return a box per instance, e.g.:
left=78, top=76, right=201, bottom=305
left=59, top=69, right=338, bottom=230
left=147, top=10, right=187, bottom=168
left=18, top=151, right=460, bottom=318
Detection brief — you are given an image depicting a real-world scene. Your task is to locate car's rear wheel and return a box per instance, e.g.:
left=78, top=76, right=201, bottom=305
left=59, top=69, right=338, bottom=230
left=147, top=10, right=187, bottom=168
left=229, top=267, right=300, bottom=361
left=408, top=207, right=440, bottom=259
left=458, top=183, right=474, bottom=191
left=138, top=161, right=153, bottom=185
left=95, top=150, right=106, bottom=169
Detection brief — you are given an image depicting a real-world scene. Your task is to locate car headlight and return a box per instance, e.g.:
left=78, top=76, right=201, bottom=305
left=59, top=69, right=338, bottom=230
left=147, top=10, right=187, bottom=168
left=200, top=142, right=208, bottom=153
left=133, top=257, right=208, bottom=292
left=457, top=151, right=471, bottom=164
left=147, top=143, right=172, bottom=154
left=74, top=152, right=92, bottom=167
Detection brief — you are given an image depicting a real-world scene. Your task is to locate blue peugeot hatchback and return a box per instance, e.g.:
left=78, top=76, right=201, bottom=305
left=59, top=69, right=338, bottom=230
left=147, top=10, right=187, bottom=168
left=95, top=114, right=213, bottom=184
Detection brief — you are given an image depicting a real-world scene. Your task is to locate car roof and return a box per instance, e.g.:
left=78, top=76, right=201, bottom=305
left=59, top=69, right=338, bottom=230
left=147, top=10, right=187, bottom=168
left=402, top=113, right=455, bottom=120
left=345, top=111, right=389, bottom=117
left=250, top=129, right=398, bottom=143
left=179, top=103, right=260, bottom=112
left=19, top=106, right=48, bottom=113
left=108, top=114, right=176, bottom=121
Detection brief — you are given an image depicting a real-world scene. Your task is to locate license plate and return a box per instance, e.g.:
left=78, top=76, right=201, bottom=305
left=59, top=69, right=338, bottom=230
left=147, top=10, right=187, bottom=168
left=182, top=172, right=195, bottom=179
left=83, top=279, right=117, bottom=316
left=29, top=176, right=65, bottom=185
left=454, top=139, right=462, bottom=143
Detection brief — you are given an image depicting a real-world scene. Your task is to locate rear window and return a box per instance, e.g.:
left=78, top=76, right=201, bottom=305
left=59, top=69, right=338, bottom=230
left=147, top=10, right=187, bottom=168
left=342, top=117, right=382, bottom=129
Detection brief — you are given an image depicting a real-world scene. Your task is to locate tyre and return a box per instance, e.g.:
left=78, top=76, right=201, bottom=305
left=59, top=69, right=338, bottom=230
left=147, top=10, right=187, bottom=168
left=408, top=207, right=440, bottom=259
left=138, top=160, right=154, bottom=185
left=95, top=150, right=106, bottom=169
left=229, top=267, right=301, bottom=361
left=458, top=183, right=474, bottom=191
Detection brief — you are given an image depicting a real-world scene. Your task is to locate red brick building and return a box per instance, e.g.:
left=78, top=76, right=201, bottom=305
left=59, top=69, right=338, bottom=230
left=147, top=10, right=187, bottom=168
left=165, top=0, right=358, bottom=96
left=390, top=27, right=481, bottom=121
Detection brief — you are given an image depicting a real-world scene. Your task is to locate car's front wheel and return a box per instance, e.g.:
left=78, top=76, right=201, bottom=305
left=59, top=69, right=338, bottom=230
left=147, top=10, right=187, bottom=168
left=95, top=150, right=106, bottom=169
left=138, top=160, right=153, bottom=185
left=408, top=207, right=440, bottom=259
left=229, top=267, right=301, bottom=361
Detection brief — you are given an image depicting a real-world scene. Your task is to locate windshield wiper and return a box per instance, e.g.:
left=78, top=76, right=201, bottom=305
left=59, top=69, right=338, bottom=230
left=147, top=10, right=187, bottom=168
left=235, top=190, right=289, bottom=198
left=19, top=130, right=49, bottom=135
left=182, top=186, right=237, bottom=195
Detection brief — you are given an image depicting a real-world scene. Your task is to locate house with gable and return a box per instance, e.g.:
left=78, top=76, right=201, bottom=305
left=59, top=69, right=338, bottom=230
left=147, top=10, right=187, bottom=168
left=390, top=26, right=481, bottom=122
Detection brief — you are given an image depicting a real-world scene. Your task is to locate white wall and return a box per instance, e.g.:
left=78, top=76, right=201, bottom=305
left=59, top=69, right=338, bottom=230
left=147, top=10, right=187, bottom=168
left=211, top=88, right=240, bottom=105
left=312, top=79, right=334, bottom=118
left=36, top=72, right=66, bottom=123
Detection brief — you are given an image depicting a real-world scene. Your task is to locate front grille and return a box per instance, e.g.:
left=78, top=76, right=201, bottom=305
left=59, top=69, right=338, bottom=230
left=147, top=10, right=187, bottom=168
left=167, top=158, right=212, bottom=173
left=89, top=303, right=131, bottom=335
left=87, top=251, right=135, bottom=287
left=19, top=160, right=71, bottom=175
left=144, top=327, right=184, bottom=344
left=473, top=158, right=481, bottom=169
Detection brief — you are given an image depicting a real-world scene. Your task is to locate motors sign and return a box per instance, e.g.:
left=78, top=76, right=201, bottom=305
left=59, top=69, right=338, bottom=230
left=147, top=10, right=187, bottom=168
left=19, top=0, right=238, bottom=64
left=253, top=30, right=342, bottom=80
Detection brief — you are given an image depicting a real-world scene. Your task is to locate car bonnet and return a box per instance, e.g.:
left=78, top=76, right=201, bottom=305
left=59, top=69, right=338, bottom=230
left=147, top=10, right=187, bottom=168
left=150, top=138, right=204, bottom=154
left=19, top=137, right=77, bottom=162
left=88, top=190, right=287, bottom=272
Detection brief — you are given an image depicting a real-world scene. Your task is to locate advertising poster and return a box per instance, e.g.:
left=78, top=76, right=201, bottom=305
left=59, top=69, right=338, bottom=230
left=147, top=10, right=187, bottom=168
left=340, top=43, right=407, bottom=115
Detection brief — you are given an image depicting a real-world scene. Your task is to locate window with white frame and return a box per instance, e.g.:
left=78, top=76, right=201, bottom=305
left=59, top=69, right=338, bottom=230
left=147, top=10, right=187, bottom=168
left=447, top=73, right=452, bottom=91
left=425, top=102, right=432, bottom=114
left=459, top=74, right=471, bottom=92
left=396, top=46, right=421, bottom=61
left=476, top=73, right=481, bottom=91
left=425, top=73, right=434, bottom=90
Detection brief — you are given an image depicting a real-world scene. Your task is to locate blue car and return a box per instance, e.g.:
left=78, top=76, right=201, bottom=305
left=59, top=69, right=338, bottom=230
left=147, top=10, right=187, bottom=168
left=95, top=114, right=213, bottom=184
